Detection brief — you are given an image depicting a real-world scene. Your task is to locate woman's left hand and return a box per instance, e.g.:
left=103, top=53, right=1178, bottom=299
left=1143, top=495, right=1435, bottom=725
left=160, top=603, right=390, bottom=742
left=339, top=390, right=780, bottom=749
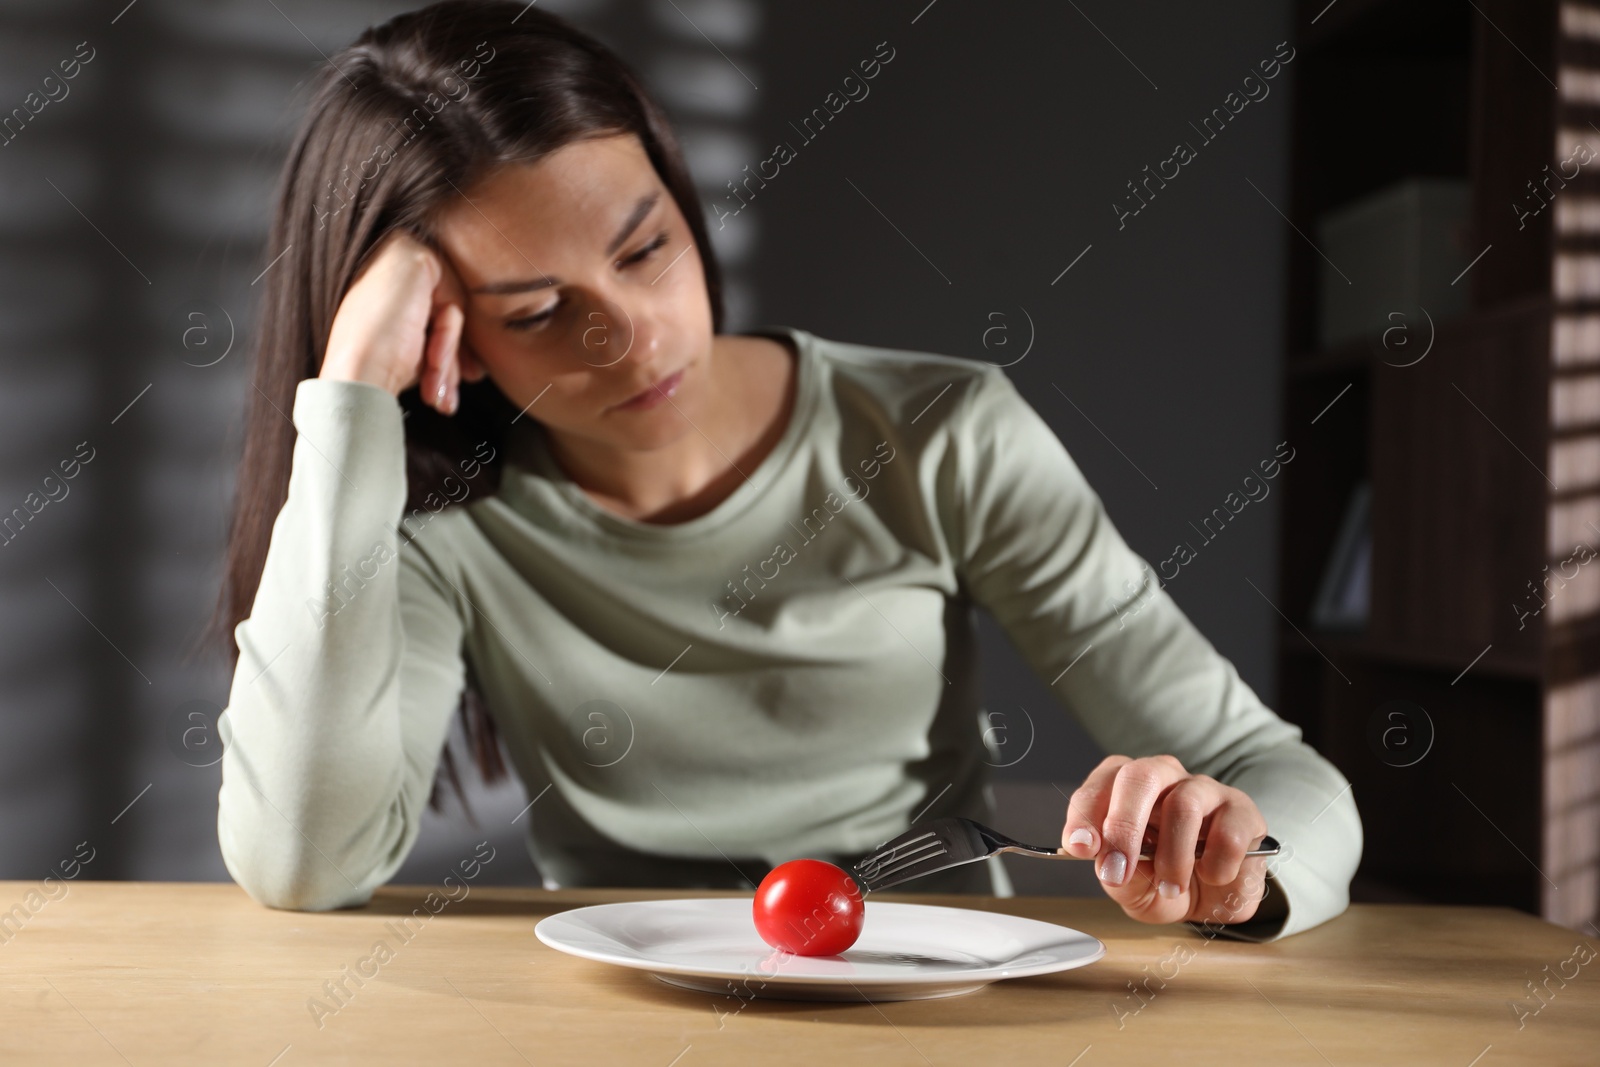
left=1059, top=754, right=1271, bottom=926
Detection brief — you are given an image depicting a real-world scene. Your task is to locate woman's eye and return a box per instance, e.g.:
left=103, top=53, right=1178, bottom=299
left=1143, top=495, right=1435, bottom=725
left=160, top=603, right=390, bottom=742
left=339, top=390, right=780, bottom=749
left=505, top=303, right=559, bottom=331
left=503, top=232, right=670, bottom=331
left=621, top=231, right=669, bottom=267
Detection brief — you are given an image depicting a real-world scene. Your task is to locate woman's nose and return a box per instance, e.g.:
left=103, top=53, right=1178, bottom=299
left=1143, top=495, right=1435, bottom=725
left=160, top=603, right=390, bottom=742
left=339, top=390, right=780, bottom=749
left=573, top=293, right=657, bottom=371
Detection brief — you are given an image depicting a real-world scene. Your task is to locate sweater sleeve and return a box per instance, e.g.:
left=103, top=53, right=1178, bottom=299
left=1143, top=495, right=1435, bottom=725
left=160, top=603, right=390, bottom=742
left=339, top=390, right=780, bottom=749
left=942, top=367, right=1362, bottom=941
left=216, top=377, right=468, bottom=911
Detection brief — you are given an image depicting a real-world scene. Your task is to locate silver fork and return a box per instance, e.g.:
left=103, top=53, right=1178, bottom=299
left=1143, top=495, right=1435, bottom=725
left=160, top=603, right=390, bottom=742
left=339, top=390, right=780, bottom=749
left=849, top=816, right=1282, bottom=893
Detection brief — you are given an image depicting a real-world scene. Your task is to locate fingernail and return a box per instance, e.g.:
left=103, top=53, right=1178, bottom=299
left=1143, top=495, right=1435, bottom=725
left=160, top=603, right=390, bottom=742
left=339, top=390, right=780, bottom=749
left=1068, top=828, right=1094, bottom=851
left=1158, top=880, right=1181, bottom=899
left=435, top=379, right=447, bottom=404
left=1099, top=850, right=1127, bottom=887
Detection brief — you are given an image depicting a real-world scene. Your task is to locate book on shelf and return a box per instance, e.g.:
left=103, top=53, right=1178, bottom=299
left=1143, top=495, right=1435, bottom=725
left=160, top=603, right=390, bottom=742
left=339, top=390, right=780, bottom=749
left=1311, top=481, right=1371, bottom=631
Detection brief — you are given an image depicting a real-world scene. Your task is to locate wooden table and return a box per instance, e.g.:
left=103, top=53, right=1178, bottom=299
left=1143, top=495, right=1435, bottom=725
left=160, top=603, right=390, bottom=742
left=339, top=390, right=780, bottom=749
left=1, top=882, right=1595, bottom=1065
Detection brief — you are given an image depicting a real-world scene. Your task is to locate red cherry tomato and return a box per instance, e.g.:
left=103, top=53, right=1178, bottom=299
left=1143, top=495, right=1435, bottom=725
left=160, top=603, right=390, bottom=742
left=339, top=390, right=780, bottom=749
left=752, top=859, right=865, bottom=956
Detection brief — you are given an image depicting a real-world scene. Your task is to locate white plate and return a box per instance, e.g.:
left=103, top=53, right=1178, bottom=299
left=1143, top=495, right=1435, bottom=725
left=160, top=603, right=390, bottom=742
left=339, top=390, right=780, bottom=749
left=534, top=898, right=1106, bottom=1001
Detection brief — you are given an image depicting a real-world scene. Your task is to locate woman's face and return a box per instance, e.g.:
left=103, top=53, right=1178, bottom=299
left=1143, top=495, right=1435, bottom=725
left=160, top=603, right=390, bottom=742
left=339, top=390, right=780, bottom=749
left=431, top=133, right=714, bottom=453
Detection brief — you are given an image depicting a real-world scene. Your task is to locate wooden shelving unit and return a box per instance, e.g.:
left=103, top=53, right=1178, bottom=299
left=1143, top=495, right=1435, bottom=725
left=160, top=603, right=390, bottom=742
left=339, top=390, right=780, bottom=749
left=1278, top=0, right=1600, bottom=929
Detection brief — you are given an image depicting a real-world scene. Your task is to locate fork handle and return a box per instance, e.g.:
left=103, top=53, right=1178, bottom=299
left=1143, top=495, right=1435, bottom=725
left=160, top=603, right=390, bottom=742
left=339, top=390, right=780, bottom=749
left=1000, top=834, right=1282, bottom=862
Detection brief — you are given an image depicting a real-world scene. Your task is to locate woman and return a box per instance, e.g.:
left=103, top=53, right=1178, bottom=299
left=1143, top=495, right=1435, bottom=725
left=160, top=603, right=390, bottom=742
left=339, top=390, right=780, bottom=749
left=214, top=0, right=1360, bottom=942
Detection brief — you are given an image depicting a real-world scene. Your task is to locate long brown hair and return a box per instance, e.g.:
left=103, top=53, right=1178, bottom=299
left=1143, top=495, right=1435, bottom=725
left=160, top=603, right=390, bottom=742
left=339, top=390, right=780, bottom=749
left=208, top=0, right=725, bottom=819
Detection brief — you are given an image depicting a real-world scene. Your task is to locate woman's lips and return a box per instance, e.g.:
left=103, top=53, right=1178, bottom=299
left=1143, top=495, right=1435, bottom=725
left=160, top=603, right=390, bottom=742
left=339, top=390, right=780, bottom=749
left=614, top=369, right=684, bottom=411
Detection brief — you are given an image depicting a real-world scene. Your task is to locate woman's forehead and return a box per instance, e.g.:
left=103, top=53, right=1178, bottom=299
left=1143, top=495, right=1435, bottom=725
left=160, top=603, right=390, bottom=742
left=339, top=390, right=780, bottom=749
left=434, top=135, right=662, bottom=270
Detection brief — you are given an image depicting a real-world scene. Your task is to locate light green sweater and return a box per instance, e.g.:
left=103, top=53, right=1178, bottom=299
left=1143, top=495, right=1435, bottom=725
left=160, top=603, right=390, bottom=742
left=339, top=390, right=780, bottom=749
left=217, top=324, right=1361, bottom=941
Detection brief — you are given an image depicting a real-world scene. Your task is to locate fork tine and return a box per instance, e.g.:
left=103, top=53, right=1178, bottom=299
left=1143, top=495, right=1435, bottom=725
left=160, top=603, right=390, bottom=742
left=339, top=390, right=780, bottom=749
left=868, top=843, right=949, bottom=883
left=855, top=829, right=937, bottom=874
left=868, top=833, right=943, bottom=867
left=857, top=831, right=940, bottom=883
left=853, top=818, right=986, bottom=891
left=858, top=843, right=970, bottom=891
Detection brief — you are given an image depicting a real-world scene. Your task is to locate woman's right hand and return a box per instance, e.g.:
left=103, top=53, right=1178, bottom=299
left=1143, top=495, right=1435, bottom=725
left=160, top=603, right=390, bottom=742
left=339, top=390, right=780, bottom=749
left=318, top=230, right=486, bottom=414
